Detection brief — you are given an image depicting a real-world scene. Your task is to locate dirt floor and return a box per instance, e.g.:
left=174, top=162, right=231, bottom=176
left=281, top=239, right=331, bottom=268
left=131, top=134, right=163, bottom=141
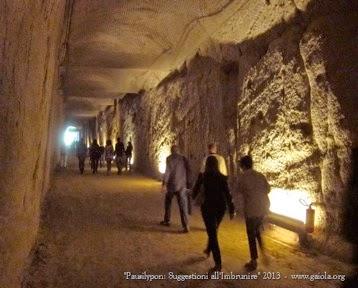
left=23, top=160, right=353, bottom=288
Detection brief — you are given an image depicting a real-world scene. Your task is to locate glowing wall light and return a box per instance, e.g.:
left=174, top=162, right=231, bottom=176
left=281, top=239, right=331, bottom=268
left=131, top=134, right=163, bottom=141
left=158, top=146, right=171, bottom=174
left=269, top=187, right=312, bottom=223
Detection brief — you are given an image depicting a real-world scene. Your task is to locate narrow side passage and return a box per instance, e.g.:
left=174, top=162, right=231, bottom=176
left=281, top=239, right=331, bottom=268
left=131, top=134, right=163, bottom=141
left=24, top=165, right=350, bottom=288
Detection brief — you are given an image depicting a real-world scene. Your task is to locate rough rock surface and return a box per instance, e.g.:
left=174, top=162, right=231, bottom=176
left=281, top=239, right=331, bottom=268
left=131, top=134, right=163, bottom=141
left=92, top=1, right=358, bottom=248
left=0, top=1, right=69, bottom=287
left=64, top=0, right=316, bottom=118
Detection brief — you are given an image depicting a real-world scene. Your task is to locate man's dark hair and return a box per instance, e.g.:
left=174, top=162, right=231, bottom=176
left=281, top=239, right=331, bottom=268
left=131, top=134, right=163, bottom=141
left=171, top=145, right=179, bottom=154
left=239, top=155, right=253, bottom=169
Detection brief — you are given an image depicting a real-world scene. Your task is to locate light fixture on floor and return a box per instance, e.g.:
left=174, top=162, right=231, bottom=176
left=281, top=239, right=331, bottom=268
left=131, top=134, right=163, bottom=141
left=269, top=187, right=311, bottom=223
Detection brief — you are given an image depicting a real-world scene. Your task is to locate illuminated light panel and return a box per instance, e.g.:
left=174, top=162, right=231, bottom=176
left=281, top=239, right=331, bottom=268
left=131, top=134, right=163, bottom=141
left=64, top=126, right=79, bottom=146
left=269, top=187, right=312, bottom=223
left=158, top=146, right=170, bottom=174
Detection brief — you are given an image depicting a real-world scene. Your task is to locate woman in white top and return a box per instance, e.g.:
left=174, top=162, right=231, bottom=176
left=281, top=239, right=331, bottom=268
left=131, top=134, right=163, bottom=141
left=200, top=143, right=227, bottom=176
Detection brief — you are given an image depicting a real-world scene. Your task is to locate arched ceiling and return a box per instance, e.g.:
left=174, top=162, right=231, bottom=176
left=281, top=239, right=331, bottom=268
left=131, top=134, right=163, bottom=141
left=63, top=0, right=243, bottom=117
left=63, top=0, right=305, bottom=118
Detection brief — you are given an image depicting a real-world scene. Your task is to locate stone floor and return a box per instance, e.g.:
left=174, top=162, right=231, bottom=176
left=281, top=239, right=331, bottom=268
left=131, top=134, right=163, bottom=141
left=23, top=161, right=352, bottom=288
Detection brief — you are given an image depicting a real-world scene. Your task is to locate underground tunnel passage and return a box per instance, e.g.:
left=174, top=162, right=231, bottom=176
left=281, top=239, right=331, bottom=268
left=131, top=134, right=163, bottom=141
left=0, top=0, right=358, bottom=287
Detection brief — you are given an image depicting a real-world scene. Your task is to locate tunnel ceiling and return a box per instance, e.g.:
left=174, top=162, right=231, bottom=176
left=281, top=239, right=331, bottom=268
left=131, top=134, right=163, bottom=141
left=63, top=0, right=244, bottom=118
left=63, top=0, right=305, bottom=118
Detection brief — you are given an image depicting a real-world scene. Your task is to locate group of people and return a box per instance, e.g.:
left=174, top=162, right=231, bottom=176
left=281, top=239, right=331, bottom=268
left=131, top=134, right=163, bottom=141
left=160, top=143, right=270, bottom=273
left=76, top=137, right=133, bottom=175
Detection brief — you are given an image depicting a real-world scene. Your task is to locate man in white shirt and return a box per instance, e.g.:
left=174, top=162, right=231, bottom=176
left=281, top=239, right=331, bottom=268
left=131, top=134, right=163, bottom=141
left=235, top=155, right=270, bottom=271
left=160, top=145, right=191, bottom=233
left=200, top=143, right=227, bottom=176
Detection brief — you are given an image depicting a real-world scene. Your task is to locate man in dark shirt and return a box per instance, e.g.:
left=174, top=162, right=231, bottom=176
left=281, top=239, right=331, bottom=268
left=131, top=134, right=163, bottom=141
left=76, top=138, right=87, bottom=174
left=89, top=139, right=101, bottom=174
left=125, top=141, right=133, bottom=171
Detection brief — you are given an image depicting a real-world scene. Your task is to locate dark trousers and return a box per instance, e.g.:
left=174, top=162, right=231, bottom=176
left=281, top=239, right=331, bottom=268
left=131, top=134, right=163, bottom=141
left=201, top=207, right=225, bottom=267
left=245, top=216, right=264, bottom=260
left=115, top=157, right=123, bottom=174
left=78, top=157, right=85, bottom=174
left=187, top=194, right=192, bottom=215
left=106, top=159, right=112, bottom=173
left=164, top=190, right=188, bottom=228
left=91, top=158, right=99, bottom=173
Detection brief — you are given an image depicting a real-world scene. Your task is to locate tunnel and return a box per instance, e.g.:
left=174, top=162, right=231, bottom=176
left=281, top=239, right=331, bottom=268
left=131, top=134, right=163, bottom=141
left=0, top=0, right=357, bottom=287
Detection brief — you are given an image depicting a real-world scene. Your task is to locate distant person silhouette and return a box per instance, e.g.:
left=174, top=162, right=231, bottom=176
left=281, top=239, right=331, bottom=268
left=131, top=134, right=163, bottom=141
left=60, top=144, right=68, bottom=168
left=125, top=141, right=133, bottom=171
left=115, top=137, right=125, bottom=175
left=89, top=139, right=101, bottom=174
left=76, top=138, right=87, bottom=174
left=160, top=145, right=191, bottom=233
left=234, top=155, right=270, bottom=271
left=192, top=156, right=235, bottom=273
left=99, top=145, right=105, bottom=168
left=105, top=140, right=114, bottom=175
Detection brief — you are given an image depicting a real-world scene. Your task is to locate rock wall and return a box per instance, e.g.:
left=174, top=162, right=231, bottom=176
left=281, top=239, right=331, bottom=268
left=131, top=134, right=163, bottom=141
left=96, top=100, right=120, bottom=146
left=112, top=0, right=357, bottom=243
left=0, top=1, right=69, bottom=286
left=236, top=14, right=357, bottom=238
left=117, top=58, right=234, bottom=182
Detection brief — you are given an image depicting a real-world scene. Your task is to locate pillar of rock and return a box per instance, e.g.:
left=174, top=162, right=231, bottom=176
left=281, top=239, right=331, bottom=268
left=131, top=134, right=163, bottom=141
left=0, top=1, right=70, bottom=287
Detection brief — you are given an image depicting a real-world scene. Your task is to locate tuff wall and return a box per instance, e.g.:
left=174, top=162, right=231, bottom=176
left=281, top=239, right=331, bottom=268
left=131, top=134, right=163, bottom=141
left=0, top=1, right=69, bottom=286
left=115, top=0, right=357, bottom=247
